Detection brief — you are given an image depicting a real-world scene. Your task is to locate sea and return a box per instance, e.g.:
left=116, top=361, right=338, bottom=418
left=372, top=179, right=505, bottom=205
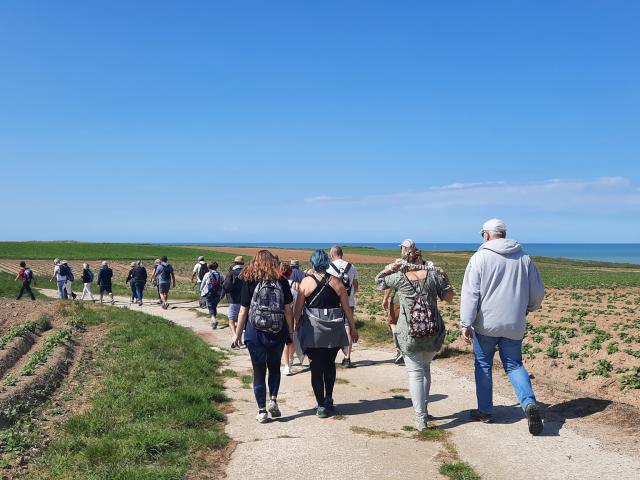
left=177, top=243, right=640, bottom=266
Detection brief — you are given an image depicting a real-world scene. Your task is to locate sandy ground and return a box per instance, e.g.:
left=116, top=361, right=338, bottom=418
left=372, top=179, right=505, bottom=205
left=34, top=289, right=640, bottom=479
left=183, top=246, right=398, bottom=264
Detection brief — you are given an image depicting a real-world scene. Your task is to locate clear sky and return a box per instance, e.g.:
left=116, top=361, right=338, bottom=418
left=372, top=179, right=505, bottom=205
left=1, top=1, right=638, bottom=243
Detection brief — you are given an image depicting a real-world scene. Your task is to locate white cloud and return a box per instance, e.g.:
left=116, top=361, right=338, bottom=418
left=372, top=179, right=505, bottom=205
left=303, top=177, right=640, bottom=211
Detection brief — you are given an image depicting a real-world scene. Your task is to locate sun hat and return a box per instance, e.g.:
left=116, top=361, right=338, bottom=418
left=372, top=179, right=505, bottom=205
left=102, top=261, right=108, bottom=266
left=400, top=239, right=416, bottom=249
left=234, top=255, right=244, bottom=264
left=290, top=259, right=300, bottom=267
left=481, top=218, right=507, bottom=235
left=197, top=256, right=205, bottom=261
left=61, top=260, right=68, bottom=264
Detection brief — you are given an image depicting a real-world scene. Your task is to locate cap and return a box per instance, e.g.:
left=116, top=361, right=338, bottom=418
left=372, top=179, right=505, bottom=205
left=290, top=260, right=300, bottom=267
left=234, top=255, right=244, bottom=264
left=61, top=260, right=68, bottom=264
left=197, top=256, right=205, bottom=261
left=400, top=239, right=416, bottom=249
left=481, top=218, right=507, bottom=235
left=102, top=261, right=108, bottom=266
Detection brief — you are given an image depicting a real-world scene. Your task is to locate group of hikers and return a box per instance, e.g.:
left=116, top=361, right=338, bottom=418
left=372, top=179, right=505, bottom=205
left=12, top=218, right=546, bottom=435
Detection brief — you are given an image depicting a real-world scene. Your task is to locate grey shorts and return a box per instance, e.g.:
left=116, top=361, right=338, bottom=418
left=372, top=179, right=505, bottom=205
left=158, top=283, right=171, bottom=294
left=228, top=303, right=241, bottom=321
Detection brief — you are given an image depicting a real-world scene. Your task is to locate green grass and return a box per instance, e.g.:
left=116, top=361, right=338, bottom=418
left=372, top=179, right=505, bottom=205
left=439, top=462, right=481, bottom=480
left=355, top=319, right=391, bottom=345
left=0, top=271, right=46, bottom=299
left=29, top=303, right=228, bottom=479
left=0, top=241, right=237, bottom=263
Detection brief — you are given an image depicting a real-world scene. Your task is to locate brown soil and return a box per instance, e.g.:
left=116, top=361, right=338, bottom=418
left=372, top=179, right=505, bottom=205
left=0, top=300, right=57, bottom=330
left=439, top=287, right=640, bottom=409
left=187, top=246, right=398, bottom=264
left=0, top=259, right=192, bottom=282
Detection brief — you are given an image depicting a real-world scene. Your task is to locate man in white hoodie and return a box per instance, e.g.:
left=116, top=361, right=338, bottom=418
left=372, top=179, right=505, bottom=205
left=460, top=219, right=545, bottom=435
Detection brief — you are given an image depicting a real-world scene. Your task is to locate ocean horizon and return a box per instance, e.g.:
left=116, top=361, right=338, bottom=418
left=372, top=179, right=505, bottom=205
left=171, top=242, right=640, bottom=266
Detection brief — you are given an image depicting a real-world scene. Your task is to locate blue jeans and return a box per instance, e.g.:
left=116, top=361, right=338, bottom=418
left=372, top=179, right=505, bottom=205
left=57, top=280, right=67, bottom=299
left=246, top=340, right=285, bottom=409
left=133, top=282, right=144, bottom=302
left=473, top=332, right=536, bottom=414
left=205, top=292, right=221, bottom=317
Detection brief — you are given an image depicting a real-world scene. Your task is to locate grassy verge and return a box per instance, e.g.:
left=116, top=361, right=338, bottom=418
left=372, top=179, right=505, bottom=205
left=0, top=271, right=46, bottom=300
left=29, top=302, right=229, bottom=479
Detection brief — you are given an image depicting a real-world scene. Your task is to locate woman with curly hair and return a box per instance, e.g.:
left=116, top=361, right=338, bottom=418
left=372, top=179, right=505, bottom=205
left=294, top=249, right=358, bottom=418
left=232, top=250, right=294, bottom=423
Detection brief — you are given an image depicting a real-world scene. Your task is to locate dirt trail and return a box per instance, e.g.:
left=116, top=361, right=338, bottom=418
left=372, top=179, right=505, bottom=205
left=38, top=289, right=640, bottom=479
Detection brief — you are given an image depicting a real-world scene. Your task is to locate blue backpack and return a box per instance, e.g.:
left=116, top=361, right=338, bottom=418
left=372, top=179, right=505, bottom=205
left=87, top=270, right=94, bottom=283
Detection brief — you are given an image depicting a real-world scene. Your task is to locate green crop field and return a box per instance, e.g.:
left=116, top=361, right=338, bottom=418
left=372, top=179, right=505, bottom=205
left=0, top=241, right=237, bottom=263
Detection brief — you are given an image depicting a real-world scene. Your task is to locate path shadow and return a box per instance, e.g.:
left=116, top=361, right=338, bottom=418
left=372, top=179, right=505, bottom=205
left=541, top=397, right=612, bottom=436
left=436, top=404, right=523, bottom=430
left=281, top=396, right=416, bottom=422
left=349, top=358, right=397, bottom=368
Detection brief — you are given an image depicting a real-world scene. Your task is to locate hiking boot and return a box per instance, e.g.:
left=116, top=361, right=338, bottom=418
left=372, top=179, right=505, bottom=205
left=525, top=404, right=543, bottom=435
left=256, top=410, right=269, bottom=423
left=267, top=399, right=281, bottom=418
left=316, top=406, right=328, bottom=418
left=138, top=301, right=143, bottom=306
left=470, top=409, right=493, bottom=423
left=324, top=397, right=334, bottom=411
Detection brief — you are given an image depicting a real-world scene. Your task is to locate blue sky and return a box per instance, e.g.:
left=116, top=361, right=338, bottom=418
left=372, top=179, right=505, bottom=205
left=1, top=1, right=638, bottom=243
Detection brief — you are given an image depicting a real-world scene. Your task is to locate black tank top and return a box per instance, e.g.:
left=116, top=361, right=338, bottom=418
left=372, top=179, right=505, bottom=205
left=306, top=274, right=341, bottom=308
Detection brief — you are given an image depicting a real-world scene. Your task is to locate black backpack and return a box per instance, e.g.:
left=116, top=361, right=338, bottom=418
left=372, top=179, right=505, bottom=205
left=249, top=281, right=285, bottom=333
left=197, top=263, right=209, bottom=281
left=330, top=262, right=352, bottom=296
left=58, top=264, right=70, bottom=278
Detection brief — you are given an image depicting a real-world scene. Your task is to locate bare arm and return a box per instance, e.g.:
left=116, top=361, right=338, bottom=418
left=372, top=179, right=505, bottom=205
left=382, top=288, right=391, bottom=310
left=232, top=306, right=249, bottom=347
left=284, top=303, right=293, bottom=337
left=171, top=271, right=176, bottom=288
left=293, top=289, right=306, bottom=330
left=353, top=278, right=359, bottom=294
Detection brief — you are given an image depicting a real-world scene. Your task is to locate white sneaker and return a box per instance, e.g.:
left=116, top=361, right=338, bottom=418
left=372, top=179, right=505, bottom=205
left=282, top=364, right=291, bottom=376
left=267, top=399, right=281, bottom=418
left=256, top=410, right=269, bottom=423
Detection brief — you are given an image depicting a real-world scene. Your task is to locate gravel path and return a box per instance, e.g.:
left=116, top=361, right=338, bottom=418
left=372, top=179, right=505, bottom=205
left=39, top=290, right=640, bottom=479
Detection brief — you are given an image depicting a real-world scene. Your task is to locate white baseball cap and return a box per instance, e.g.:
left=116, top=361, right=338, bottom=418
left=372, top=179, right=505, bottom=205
left=400, top=239, right=416, bottom=249
left=481, top=218, right=507, bottom=234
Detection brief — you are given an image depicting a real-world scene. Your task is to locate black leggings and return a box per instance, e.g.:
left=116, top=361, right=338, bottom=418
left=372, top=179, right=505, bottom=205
left=305, top=347, right=340, bottom=406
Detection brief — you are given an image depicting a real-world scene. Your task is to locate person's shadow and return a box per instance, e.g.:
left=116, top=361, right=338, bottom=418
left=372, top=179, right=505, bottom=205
left=278, top=393, right=448, bottom=422
left=541, top=397, right=612, bottom=436
left=434, top=397, right=612, bottom=436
